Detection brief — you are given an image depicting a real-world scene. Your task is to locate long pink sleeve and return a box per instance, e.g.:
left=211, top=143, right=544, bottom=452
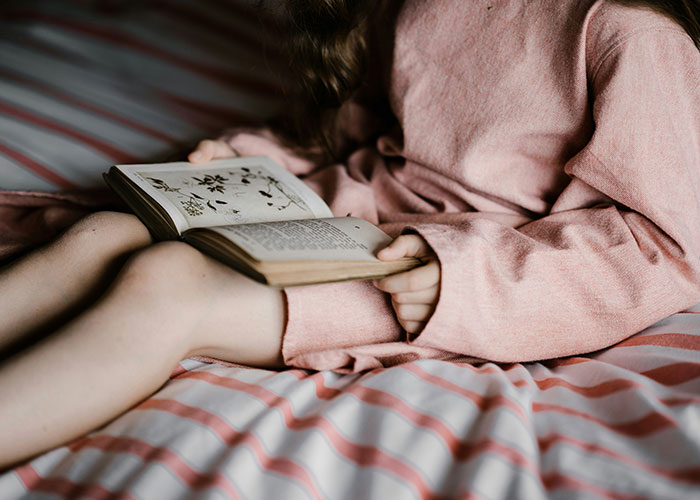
left=407, top=28, right=700, bottom=361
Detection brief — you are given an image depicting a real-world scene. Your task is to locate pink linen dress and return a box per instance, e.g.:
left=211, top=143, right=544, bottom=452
left=225, top=0, right=700, bottom=372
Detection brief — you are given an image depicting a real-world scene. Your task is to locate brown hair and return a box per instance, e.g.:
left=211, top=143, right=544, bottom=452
left=277, top=0, right=700, bottom=158
left=275, top=0, right=373, bottom=160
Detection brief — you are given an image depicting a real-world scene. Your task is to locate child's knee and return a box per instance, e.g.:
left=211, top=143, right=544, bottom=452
left=116, top=241, right=207, bottom=298
left=61, top=211, right=151, bottom=253
left=113, top=242, right=286, bottom=365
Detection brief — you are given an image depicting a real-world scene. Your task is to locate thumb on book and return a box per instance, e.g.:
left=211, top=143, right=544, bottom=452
left=377, top=234, right=429, bottom=261
left=188, top=139, right=238, bottom=163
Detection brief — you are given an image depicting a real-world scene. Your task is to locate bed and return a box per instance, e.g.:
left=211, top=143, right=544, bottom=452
left=1, top=1, right=699, bottom=498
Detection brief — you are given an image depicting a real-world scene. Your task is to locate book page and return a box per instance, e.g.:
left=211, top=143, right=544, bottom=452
left=115, top=157, right=332, bottom=233
left=208, top=217, right=393, bottom=261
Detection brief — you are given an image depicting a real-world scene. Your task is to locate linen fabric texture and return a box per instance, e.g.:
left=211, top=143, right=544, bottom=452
left=224, top=0, right=700, bottom=372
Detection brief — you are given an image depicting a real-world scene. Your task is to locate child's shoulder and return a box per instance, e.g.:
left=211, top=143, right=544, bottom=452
left=586, top=0, right=690, bottom=59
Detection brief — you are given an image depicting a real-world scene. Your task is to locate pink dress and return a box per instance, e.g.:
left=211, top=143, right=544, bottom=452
left=225, top=0, right=700, bottom=372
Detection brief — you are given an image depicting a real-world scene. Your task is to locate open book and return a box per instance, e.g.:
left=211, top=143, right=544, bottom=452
left=103, top=157, right=421, bottom=287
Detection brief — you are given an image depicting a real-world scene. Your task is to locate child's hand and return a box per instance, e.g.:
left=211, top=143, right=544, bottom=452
left=188, top=139, right=239, bottom=163
left=373, top=234, right=440, bottom=334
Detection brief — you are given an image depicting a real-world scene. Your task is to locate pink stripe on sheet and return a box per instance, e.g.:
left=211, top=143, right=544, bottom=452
left=543, top=357, right=592, bottom=368
left=615, top=333, right=700, bottom=350
left=456, top=492, right=485, bottom=500
left=66, top=435, right=242, bottom=499
left=539, top=433, right=700, bottom=485
left=435, top=361, right=531, bottom=388
left=663, top=397, right=700, bottom=406
left=137, top=398, right=324, bottom=499
left=401, top=363, right=528, bottom=418
left=542, top=471, right=657, bottom=500
left=534, top=374, right=641, bottom=397
left=169, top=363, right=189, bottom=379
left=14, top=463, right=137, bottom=500
left=0, top=100, right=139, bottom=164
left=3, top=9, right=281, bottom=96
left=175, top=371, right=450, bottom=500
left=0, top=143, right=76, bottom=189
left=0, top=69, right=182, bottom=146
left=641, top=362, right=700, bottom=386
left=532, top=402, right=677, bottom=437
left=533, top=362, right=700, bottom=396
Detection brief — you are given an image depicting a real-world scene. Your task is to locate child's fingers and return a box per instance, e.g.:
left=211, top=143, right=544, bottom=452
left=374, top=260, right=440, bottom=293
left=399, top=320, right=425, bottom=334
left=188, top=140, right=237, bottom=163
left=391, top=285, right=439, bottom=305
left=377, top=234, right=429, bottom=260
left=392, top=302, right=434, bottom=322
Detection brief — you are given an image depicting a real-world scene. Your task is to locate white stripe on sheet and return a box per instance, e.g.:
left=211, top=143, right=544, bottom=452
left=0, top=157, right=55, bottom=191
left=20, top=29, right=279, bottom=116
left=0, top=83, right=173, bottom=157
left=10, top=0, right=276, bottom=67
left=0, top=473, right=24, bottom=499
left=0, top=116, right=123, bottom=188
left=0, top=43, right=210, bottom=140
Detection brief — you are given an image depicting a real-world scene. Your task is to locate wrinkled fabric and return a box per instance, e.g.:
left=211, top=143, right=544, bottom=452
left=0, top=189, right=121, bottom=263
left=226, top=0, right=700, bottom=372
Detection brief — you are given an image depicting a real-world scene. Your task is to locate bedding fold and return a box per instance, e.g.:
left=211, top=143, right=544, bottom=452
left=0, top=189, right=119, bottom=262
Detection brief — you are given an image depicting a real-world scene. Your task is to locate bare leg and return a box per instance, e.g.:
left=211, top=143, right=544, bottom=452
left=0, top=212, right=152, bottom=352
left=0, top=241, right=285, bottom=469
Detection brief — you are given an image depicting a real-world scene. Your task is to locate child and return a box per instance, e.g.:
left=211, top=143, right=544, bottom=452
left=1, top=0, right=699, bottom=469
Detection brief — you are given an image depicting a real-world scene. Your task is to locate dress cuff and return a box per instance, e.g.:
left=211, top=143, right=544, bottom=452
left=399, top=222, right=490, bottom=360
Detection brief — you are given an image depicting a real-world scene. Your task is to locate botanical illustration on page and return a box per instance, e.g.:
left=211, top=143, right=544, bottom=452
left=137, top=165, right=314, bottom=227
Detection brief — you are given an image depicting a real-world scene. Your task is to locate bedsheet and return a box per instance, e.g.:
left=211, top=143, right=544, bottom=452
left=0, top=0, right=283, bottom=191
left=1, top=0, right=699, bottom=498
left=1, top=308, right=699, bottom=499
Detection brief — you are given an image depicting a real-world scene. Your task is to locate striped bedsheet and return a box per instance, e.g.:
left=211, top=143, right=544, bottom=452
left=1, top=304, right=699, bottom=499
left=2, top=1, right=700, bottom=499
left=0, top=0, right=283, bottom=191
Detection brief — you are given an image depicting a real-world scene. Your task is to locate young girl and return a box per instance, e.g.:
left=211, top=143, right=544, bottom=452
left=1, top=0, right=699, bottom=469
